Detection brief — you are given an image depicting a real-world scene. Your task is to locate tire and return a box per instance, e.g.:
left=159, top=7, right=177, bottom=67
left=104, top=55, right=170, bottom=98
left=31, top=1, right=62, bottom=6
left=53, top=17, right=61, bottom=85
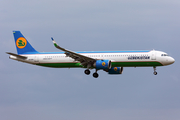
left=93, top=73, right=99, bottom=78
left=153, top=72, right=157, bottom=75
left=84, top=69, right=90, bottom=75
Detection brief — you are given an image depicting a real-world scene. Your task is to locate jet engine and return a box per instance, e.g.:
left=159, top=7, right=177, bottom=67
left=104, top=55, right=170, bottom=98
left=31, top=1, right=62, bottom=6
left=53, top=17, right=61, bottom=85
left=108, top=67, right=123, bottom=74
left=94, top=60, right=111, bottom=70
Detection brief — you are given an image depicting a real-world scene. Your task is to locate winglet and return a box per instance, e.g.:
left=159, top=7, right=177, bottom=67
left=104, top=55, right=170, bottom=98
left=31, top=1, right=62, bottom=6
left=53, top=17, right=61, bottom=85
left=51, top=37, right=58, bottom=47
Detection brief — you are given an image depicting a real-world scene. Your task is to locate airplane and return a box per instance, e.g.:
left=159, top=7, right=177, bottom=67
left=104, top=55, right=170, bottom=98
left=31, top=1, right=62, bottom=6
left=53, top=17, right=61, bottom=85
left=7, top=31, right=175, bottom=78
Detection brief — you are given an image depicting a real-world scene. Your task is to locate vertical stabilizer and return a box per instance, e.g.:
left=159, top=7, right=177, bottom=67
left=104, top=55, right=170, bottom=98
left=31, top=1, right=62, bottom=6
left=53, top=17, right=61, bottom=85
left=13, top=31, right=38, bottom=54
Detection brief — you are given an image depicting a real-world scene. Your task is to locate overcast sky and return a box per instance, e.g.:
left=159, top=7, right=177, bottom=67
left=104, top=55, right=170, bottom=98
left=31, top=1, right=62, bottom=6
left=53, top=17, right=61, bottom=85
left=0, top=0, right=180, bottom=120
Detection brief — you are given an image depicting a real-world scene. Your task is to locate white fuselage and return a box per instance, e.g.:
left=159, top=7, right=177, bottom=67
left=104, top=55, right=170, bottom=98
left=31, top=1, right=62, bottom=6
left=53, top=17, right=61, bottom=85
left=9, top=50, right=175, bottom=67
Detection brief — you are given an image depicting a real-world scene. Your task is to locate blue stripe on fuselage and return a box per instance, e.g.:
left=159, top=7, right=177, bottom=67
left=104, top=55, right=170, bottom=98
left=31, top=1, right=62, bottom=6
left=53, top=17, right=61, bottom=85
left=20, top=50, right=151, bottom=55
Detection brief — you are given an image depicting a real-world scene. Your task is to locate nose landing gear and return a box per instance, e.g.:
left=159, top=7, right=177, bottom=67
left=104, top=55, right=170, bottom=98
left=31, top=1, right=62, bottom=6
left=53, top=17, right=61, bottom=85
left=153, top=67, right=157, bottom=75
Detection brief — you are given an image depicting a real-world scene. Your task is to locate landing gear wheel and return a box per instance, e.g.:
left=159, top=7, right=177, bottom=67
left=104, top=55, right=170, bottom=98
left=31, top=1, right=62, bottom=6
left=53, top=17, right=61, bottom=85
left=84, top=69, right=90, bottom=75
left=93, top=73, right=99, bottom=78
left=153, top=71, right=157, bottom=75
left=153, top=67, right=157, bottom=75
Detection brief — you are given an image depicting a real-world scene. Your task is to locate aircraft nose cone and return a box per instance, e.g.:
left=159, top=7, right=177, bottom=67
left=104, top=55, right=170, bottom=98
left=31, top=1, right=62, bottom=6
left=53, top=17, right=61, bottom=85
left=167, top=57, right=175, bottom=65
left=170, top=57, right=175, bottom=64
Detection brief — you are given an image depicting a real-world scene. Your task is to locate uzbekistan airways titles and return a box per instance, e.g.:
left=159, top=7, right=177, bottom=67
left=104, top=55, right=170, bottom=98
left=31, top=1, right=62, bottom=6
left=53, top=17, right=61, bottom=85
left=128, top=56, right=150, bottom=60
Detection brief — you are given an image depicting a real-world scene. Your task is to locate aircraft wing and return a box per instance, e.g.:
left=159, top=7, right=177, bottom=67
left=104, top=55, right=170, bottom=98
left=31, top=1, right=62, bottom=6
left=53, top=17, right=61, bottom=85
left=51, top=38, right=96, bottom=66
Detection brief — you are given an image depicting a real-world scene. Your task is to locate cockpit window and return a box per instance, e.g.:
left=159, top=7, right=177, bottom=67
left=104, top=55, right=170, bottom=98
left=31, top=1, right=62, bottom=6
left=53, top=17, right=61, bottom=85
left=161, top=54, right=169, bottom=56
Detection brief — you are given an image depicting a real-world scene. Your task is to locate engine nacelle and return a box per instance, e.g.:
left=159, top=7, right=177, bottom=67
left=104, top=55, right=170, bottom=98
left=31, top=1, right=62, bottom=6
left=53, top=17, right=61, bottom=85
left=94, top=60, right=111, bottom=70
left=108, top=67, right=123, bottom=74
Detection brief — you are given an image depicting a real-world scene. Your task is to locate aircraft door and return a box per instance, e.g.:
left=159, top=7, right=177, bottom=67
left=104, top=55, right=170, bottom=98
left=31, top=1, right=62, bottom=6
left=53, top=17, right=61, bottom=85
left=151, top=51, right=156, bottom=60
left=34, top=55, right=39, bottom=63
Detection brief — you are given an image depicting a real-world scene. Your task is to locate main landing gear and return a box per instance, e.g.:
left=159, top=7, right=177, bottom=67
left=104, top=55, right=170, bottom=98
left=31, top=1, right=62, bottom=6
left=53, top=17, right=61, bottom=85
left=84, top=69, right=90, bottom=75
left=84, top=69, right=99, bottom=78
left=93, top=70, right=99, bottom=78
left=153, top=67, right=157, bottom=75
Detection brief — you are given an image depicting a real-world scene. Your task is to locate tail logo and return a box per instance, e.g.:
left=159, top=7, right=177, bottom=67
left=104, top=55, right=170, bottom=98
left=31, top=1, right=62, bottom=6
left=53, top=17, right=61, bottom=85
left=16, top=37, right=27, bottom=49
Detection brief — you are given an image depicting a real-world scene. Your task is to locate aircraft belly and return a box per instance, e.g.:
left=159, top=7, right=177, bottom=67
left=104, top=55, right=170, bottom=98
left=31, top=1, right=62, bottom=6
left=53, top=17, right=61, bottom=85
left=36, top=62, right=82, bottom=68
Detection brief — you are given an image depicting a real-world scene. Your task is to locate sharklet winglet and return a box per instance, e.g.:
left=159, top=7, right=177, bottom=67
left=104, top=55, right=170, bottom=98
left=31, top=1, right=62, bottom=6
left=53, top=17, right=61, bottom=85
left=51, top=37, right=58, bottom=47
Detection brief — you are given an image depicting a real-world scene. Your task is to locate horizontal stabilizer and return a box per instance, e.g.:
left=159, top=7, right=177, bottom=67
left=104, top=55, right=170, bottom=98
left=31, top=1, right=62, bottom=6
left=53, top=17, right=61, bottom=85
left=6, top=52, right=27, bottom=59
